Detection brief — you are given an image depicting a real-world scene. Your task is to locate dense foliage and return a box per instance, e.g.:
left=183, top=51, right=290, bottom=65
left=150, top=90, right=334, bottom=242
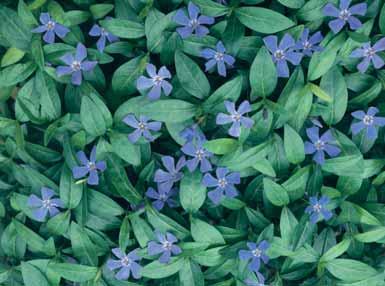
left=1, top=0, right=385, bottom=285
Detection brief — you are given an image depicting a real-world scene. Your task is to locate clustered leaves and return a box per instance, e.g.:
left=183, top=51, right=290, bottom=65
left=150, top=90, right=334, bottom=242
left=1, top=0, right=385, bottom=285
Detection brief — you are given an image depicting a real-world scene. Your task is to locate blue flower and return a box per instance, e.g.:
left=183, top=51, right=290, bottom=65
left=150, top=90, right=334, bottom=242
left=295, top=28, right=323, bottom=57
left=351, top=107, right=385, bottom=140
left=27, top=187, right=64, bottom=221
left=181, top=139, right=213, bottom=173
left=239, top=241, right=270, bottom=273
left=202, top=167, right=240, bottom=205
left=56, top=43, right=97, bottom=86
left=201, top=41, right=235, bottom=77
left=106, top=248, right=142, bottom=280
left=173, top=2, right=214, bottom=39
left=305, top=195, right=333, bottom=224
left=180, top=124, right=206, bottom=143
left=72, top=146, right=106, bottom=185
left=147, top=231, right=182, bottom=264
left=31, top=13, right=69, bottom=44
left=350, top=38, right=385, bottom=73
left=154, top=156, right=186, bottom=190
left=122, top=114, right=162, bottom=143
left=89, top=19, right=119, bottom=52
left=146, top=184, right=178, bottom=211
left=136, top=64, right=172, bottom=100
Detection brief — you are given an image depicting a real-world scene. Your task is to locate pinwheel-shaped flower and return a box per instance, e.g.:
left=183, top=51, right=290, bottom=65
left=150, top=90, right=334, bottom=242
left=89, top=20, right=119, bottom=52
left=201, top=41, right=235, bottom=77
left=146, top=184, right=178, bottom=211
left=304, top=127, right=340, bottom=165
left=137, top=64, right=172, bottom=100
left=147, top=231, right=182, bottom=264
left=263, top=34, right=303, bottom=78
left=305, top=195, right=333, bottom=224
left=202, top=167, right=240, bottom=205
left=239, top=241, right=270, bottom=273
left=32, top=13, right=69, bottom=44
left=154, top=156, right=186, bottom=190
left=181, top=139, right=213, bottom=173
left=323, top=0, right=367, bottom=34
left=107, top=248, right=142, bottom=280
left=295, top=28, right=323, bottom=56
left=72, top=146, right=106, bottom=185
left=350, top=38, right=385, bottom=73
left=216, top=100, right=254, bottom=137
left=56, top=43, right=97, bottom=86
left=173, top=2, right=214, bottom=39
left=27, top=187, right=64, bottom=221
left=351, top=107, right=385, bottom=140
left=123, top=114, right=162, bottom=143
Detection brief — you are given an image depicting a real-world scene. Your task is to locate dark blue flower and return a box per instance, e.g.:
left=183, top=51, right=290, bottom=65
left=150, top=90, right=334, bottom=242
left=264, top=34, right=303, bottom=78
left=154, top=156, right=186, bottom=190
left=350, top=38, right=385, bottom=73
left=202, top=167, right=240, bottom=205
left=72, top=146, right=106, bottom=185
left=323, top=0, right=367, bottom=34
left=239, top=241, right=270, bottom=273
left=295, top=28, right=323, bottom=56
left=89, top=20, right=119, bottom=52
left=351, top=107, right=385, bottom=140
left=304, top=127, right=340, bottom=165
left=201, top=41, right=235, bottom=77
left=216, top=100, right=254, bottom=137
left=181, top=139, right=213, bottom=173
left=106, top=248, right=142, bottom=280
left=146, top=184, right=178, bottom=211
left=136, top=64, right=172, bottom=100
left=56, top=43, right=97, bottom=86
left=31, top=13, right=69, bottom=44
left=27, top=187, right=64, bottom=221
left=305, top=195, right=333, bottom=224
left=173, top=2, right=215, bottom=39
left=147, top=231, right=182, bottom=264
left=122, top=114, right=162, bottom=143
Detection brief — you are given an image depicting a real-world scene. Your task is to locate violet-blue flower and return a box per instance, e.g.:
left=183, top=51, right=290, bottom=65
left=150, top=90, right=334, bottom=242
left=72, top=146, right=106, bottom=185
left=239, top=241, right=270, bottom=273
left=147, top=231, right=182, bottom=264
left=295, top=28, right=323, bottom=56
left=263, top=34, right=303, bottom=78
left=31, top=13, right=69, bottom=44
left=181, top=139, right=213, bottom=173
left=216, top=100, right=254, bottom=137
left=351, top=107, right=385, bottom=140
left=304, top=127, right=340, bottom=165
left=323, top=0, right=367, bottom=34
left=305, top=195, right=333, bottom=224
left=202, top=167, right=240, bottom=205
left=56, top=43, right=97, bottom=86
left=154, top=156, right=186, bottom=190
left=123, top=114, right=162, bottom=143
left=146, top=184, right=178, bottom=211
left=89, top=21, right=119, bottom=53
left=350, top=38, right=385, bottom=73
left=173, top=2, right=215, bottom=39
left=106, top=248, right=142, bottom=280
left=136, top=64, right=172, bottom=100
left=27, top=187, right=64, bottom=222
left=201, top=41, right=235, bottom=77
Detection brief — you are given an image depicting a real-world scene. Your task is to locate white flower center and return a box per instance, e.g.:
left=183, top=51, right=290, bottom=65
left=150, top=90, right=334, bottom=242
left=314, top=139, right=325, bottom=150
left=195, top=149, right=205, bottom=160
left=71, top=60, right=81, bottom=71
left=152, top=75, right=164, bottom=86
left=162, top=241, right=173, bottom=251
left=189, top=19, right=199, bottom=28
left=364, top=47, right=376, bottom=58
left=138, top=122, right=147, bottom=130
left=214, top=52, right=224, bottom=62
left=339, top=9, right=351, bottom=21
left=101, top=28, right=108, bottom=36
left=252, top=248, right=262, bottom=257
left=231, top=112, right=241, bottom=122
left=218, top=178, right=227, bottom=188
left=159, top=193, right=167, bottom=201
left=120, top=256, right=132, bottom=267
left=274, top=49, right=285, bottom=60
left=303, top=40, right=312, bottom=49
left=313, top=203, right=322, bottom=213
left=87, top=161, right=96, bottom=170
left=42, top=199, right=52, bottom=209
left=46, top=20, right=56, bottom=30
left=363, top=115, right=374, bottom=125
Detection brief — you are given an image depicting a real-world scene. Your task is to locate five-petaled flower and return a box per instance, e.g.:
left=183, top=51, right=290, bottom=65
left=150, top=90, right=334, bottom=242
left=323, top=0, right=367, bottom=34
left=146, top=184, right=178, bottom=211
left=89, top=20, right=119, bottom=52
left=72, top=146, right=107, bottom=185
left=295, top=28, right=323, bottom=56
left=173, top=2, right=215, bottom=39
left=147, top=231, right=182, bottom=264
left=137, top=64, right=173, bottom=100
left=56, top=43, right=97, bottom=86
left=27, top=187, right=64, bottom=221
left=304, top=127, right=341, bottom=165
left=351, top=107, right=385, bottom=140
left=216, top=100, right=254, bottom=137
left=239, top=241, right=270, bottom=273
left=154, top=156, right=186, bottom=190
left=203, top=167, right=240, bottom=205
left=32, top=12, right=69, bottom=44
left=305, top=195, right=333, bottom=224
left=181, top=139, right=213, bottom=173
left=264, top=34, right=303, bottom=78
left=201, top=41, right=235, bottom=77
left=107, top=248, right=142, bottom=280
left=180, top=124, right=206, bottom=144
left=123, top=114, right=162, bottom=143
left=350, top=38, right=385, bottom=73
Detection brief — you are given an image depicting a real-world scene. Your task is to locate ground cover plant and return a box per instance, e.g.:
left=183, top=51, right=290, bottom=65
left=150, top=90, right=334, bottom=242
left=1, top=0, right=385, bottom=285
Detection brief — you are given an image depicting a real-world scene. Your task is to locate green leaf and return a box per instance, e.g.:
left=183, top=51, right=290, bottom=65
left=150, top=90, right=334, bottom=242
left=308, top=83, right=332, bottom=102
left=191, top=217, right=225, bottom=245
left=278, top=0, right=305, bottom=9
left=180, top=172, right=206, bottom=213
left=69, top=222, right=98, bottom=266
left=0, top=62, right=36, bottom=87
left=192, top=0, right=230, bottom=17
left=320, top=238, right=351, bottom=263
left=1, top=47, right=25, bottom=67
left=380, top=3, right=385, bottom=34
left=109, top=131, right=141, bottom=166
left=90, top=4, right=114, bottom=19
left=141, top=99, right=197, bottom=123
left=21, top=262, right=49, bottom=286
left=141, top=257, right=185, bottom=279
left=326, top=259, right=378, bottom=283
left=263, top=178, right=290, bottom=206
left=80, top=94, right=111, bottom=137
left=46, top=211, right=70, bottom=236
left=354, top=227, right=385, bottom=243
left=283, top=124, right=305, bottom=164
left=100, top=18, right=144, bottom=39
left=179, top=259, right=205, bottom=286
left=204, top=138, right=238, bottom=155
left=60, top=166, right=83, bottom=209
left=280, top=207, right=298, bottom=246
left=48, top=263, right=98, bottom=282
